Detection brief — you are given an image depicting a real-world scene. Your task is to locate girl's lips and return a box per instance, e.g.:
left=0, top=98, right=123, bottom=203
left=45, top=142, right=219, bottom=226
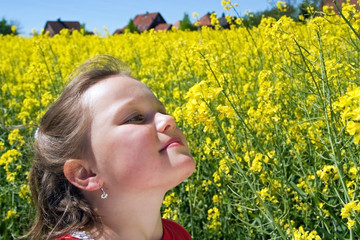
left=160, top=137, right=183, bottom=152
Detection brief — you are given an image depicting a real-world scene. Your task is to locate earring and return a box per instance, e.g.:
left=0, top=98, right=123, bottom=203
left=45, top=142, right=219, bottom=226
left=100, top=186, right=108, bottom=199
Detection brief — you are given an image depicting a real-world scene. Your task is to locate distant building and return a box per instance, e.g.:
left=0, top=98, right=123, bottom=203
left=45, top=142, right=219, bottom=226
left=172, top=20, right=181, bottom=29
left=197, top=13, right=231, bottom=29
left=113, top=27, right=126, bottom=35
left=114, top=12, right=167, bottom=34
left=154, top=23, right=172, bottom=31
left=198, top=13, right=212, bottom=27
left=319, top=0, right=359, bottom=14
left=218, top=17, right=230, bottom=29
left=44, top=19, right=81, bottom=37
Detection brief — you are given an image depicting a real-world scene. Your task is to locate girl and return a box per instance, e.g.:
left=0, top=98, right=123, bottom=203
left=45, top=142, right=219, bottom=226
left=27, top=55, right=195, bottom=240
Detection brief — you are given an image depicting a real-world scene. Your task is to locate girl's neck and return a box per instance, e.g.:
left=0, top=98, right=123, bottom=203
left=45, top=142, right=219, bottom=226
left=88, top=190, right=165, bottom=240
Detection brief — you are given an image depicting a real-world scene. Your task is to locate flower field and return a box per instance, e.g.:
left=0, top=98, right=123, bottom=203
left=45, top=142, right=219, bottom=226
left=1, top=3, right=360, bottom=239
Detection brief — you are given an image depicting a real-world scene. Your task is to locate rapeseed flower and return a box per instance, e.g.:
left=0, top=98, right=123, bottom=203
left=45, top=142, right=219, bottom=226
left=292, top=226, right=321, bottom=240
left=341, top=200, right=360, bottom=218
left=4, top=209, right=17, bottom=220
left=207, top=207, right=221, bottom=230
left=1, top=4, right=360, bottom=237
left=277, top=1, right=287, bottom=12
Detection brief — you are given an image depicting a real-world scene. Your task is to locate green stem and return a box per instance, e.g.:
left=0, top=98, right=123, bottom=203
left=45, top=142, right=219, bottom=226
left=317, top=30, right=350, bottom=204
left=202, top=97, right=287, bottom=239
left=333, top=0, right=360, bottom=41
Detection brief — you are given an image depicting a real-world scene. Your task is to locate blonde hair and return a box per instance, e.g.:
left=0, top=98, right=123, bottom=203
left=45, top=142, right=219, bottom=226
left=27, top=55, right=129, bottom=240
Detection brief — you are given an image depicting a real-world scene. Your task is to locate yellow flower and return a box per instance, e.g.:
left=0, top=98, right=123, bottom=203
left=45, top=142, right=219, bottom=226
left=207, top=207, right=221, bottom=230
left=8, top=129, right=25, bottom=147
left=323, top=5, right=334, bottom=15
left=162, top=192, right=181, bottom=207
left=334, top=86, right=360, bottom=144
left=162, top=207, right=171, bottom=219
left=341, top=200, right=360, bottom=218
left=11, top=25, right=17, bottom=33
left=210, top=13, right=221, bottom=29
left=221, top=0, right=234, bottom=10
left=212, top=194, right=222, bottom=204
left=347, top=218, right=356, bottom=229
left=292, top=226, right=321, bottom=240
left=4, top=209, right=17, bottom=220
left=316, top=165, right=339, bottom=182
left=192, top=12, right=199, bottom=20
left=202, top=179, right=212, bottom=191
left=347, top=121, right=360, bottom=144
left=250, top=153, right=263, bottom=172
left=6, top=171, right=17, bottom=182
left=19, top=184, right=31, bottom=202
left=0, top=149, right=22, bottom=166
left=277, top=1, right=287, bottom=12
left=306, top=6, right=315, bottom=14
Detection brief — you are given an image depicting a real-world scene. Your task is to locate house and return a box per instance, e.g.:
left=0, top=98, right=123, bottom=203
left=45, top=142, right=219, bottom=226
left=218, top=17, right=230, bottom=29
left=319, top=0, right=359, bottom=14
left=197, top=13, right=231, bottom=29
left=154, top=23, right=172, bottom=31
left=134, top=12, right=166, bottom=32
left=198, top=13, right=212, bottom=27
left=44, top=19, right=81, bottom=37
left=172, top=20, right=181, bottom=29
left=114, top=12, right=167, bottom=34
left=113, top=26, right=126, bottom=35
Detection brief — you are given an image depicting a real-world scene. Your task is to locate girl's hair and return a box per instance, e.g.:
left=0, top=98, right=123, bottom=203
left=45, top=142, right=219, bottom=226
left=27, top=55, right=130, bottom=240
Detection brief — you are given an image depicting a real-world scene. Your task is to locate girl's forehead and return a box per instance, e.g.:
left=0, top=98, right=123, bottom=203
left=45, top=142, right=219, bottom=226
left=85, top=75, right=150, bottom=98
left=82, top=75, right=159, bottom=112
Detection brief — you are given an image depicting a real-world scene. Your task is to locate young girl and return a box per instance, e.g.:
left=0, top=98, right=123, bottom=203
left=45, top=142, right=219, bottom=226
left=27, top=55, right=196, bottom=240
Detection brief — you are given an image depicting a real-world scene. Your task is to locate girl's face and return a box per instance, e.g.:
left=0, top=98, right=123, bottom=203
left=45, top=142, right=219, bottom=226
left=83, top=75, right=195, bottom=195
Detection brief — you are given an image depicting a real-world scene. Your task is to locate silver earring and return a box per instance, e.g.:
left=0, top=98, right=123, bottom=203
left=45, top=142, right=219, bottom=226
left=100, top=186, right=108, bottom=199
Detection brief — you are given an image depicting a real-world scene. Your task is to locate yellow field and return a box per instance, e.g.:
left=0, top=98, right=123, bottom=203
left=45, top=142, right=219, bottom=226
left=1, top=3, right=360, bottom=239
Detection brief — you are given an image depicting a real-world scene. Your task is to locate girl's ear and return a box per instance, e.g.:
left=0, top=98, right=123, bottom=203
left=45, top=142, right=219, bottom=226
left=63, top=159, right=102, bottom=191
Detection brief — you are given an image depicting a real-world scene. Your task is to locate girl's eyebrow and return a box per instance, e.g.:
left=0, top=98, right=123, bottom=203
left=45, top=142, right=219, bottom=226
left=112, top=95, right=165, bottom=122
left=110, top=98, right=137, bottom=122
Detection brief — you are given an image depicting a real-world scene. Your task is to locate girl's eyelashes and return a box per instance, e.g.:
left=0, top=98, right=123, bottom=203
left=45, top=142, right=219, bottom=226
left=121, top=106, right=167, bottom=124
left=123, top=114, right=146, bottom=124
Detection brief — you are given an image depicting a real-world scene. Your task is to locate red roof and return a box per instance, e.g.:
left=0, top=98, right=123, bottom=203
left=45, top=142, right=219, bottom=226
left=320, top=0, right=359, bottom=13
left=154, top=23, right=172, bottom=31
left=173, top=20, right=181, bottom=29
left=133, top=12, right=166, bottom=32
left=113, top=26, right=126, bottom=35
left=198, top=13, right=212, bottom=27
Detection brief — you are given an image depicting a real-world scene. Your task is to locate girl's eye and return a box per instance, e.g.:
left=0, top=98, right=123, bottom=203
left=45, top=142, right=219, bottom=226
left=125, top=114, right=145, bottom=124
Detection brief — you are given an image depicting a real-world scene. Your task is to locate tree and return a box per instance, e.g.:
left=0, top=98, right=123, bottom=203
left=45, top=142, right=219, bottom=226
left=0, top=18, right=18, bottom=35
left=241, top=1, right=313, bottom=28
left=80, top=23, right=93, bottom=35
left=242, top=5, right=296, bottom=28
left=126, top=19, right=139, bottom=33
left=180, top=13, right=197, bottom=31
left=298, top=0, right=321, bottom=19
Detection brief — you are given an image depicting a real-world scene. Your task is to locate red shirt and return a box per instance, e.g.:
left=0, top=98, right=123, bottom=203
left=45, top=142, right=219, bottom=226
left=55, top=218, right=192, bottom=240
left=161, top=218, right=192, bottom=240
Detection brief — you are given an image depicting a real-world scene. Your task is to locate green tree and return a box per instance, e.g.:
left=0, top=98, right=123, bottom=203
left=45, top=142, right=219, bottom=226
left=0, top=18, right=18, bottom=35
left=126, top=19, right=139, bottom=33
left=180, top=13, right=196, bottom=31
left=80, top=23, right=93, bottom=35
left=241, top=1, right=298, bottom=28
left=224, top=0, right=323, bottom=29
left=298, top=0, right=321, bottom=19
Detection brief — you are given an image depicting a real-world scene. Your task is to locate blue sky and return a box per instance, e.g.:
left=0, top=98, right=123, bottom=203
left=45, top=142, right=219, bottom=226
left=1, top=0, right=278, bottom=36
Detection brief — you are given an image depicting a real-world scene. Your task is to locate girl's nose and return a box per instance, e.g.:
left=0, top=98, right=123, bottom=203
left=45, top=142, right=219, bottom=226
left=155, top=113, right=176, bottom=133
